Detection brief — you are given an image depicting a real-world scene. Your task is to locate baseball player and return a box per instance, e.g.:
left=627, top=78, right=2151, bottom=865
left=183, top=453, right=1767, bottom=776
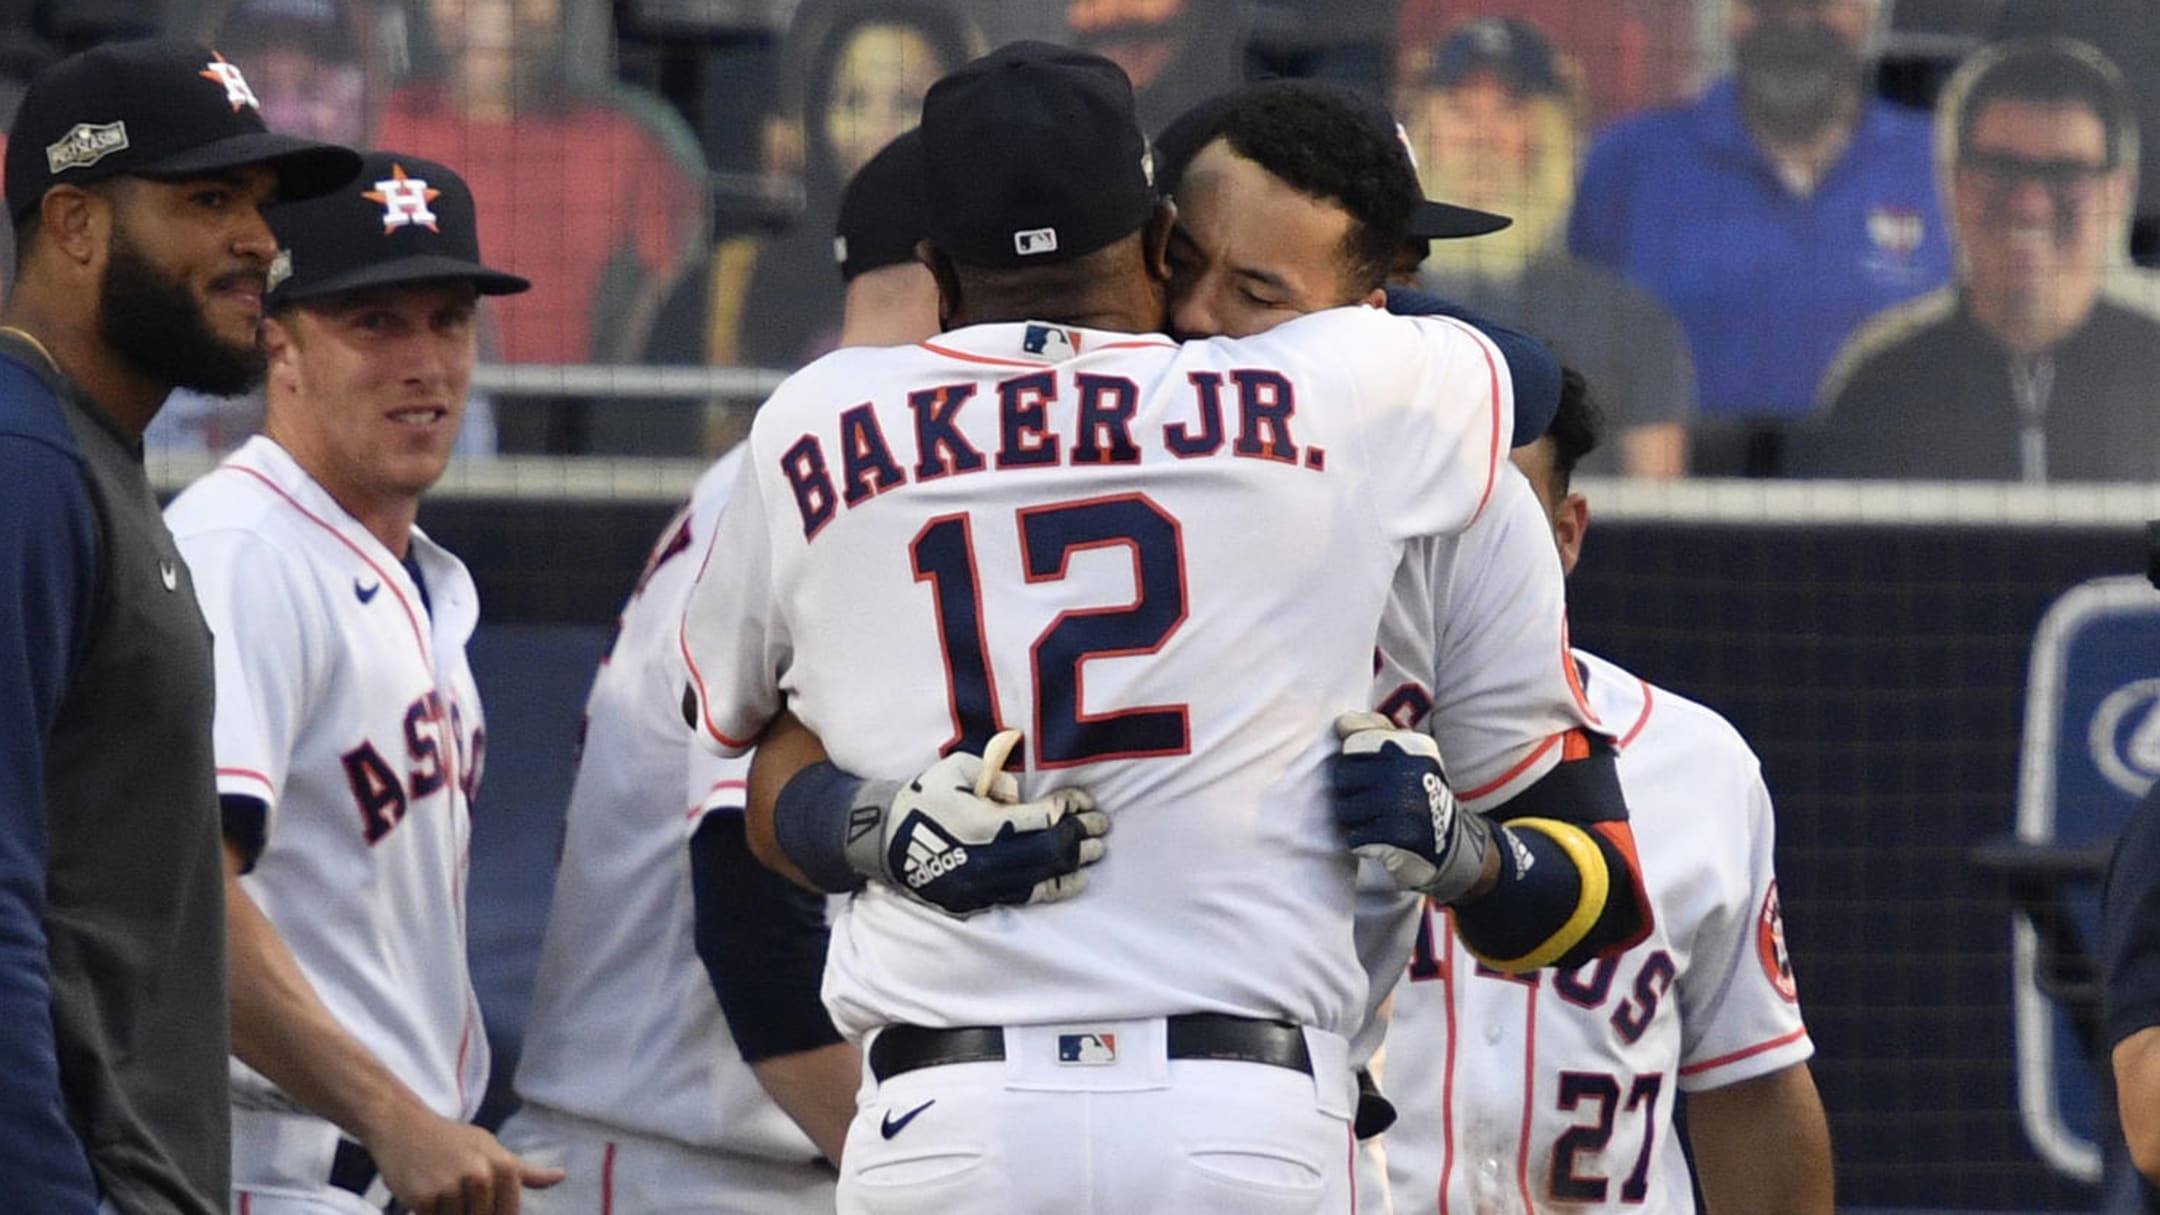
left=496, top=129, right=935, bottom=1215
left=1370, top=370, right=1834, bottom=1214
left=1, top=39, right=359, bottom=1215
left=681, top=43, right=1645, bottom=1213
left=164, top=151, right=563, bottom=1214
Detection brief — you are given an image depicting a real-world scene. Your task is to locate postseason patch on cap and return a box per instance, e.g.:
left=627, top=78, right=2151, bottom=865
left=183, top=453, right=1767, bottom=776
left=46, top=122, right=129, bottom=173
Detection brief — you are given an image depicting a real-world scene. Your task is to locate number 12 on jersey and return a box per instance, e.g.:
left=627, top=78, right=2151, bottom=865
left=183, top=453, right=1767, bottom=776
left=909, top=492, right=1192, bottom=769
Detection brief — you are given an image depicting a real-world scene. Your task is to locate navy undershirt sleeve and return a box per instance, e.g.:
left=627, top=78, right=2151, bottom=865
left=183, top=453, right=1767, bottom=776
left=1385, top=285, right=1562, bottom=447
left=0, top=431, right=103, bottom=1212
left=688, top=811, right=845, bottom=1062
left=2103, top=786, right=2160, bottom=1047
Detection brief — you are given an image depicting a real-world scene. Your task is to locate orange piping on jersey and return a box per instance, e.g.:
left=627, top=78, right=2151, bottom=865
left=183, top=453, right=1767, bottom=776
left=915, top=340, right=1046, bottom=367
left=217, top=766, right=277, bottom=795
left=1617, top=678, right=1656, bottom=750
left=1517, top=982, right=1541, bottom=1211
left=1429, top=315, right=1504, bottom=526
left=1561, top=729, right=1591, bottom=761
left=221, top=465, right=465, bottom=811
left=676, top=628, right=762, bottom=751
left=1345, top=1124, right=1358, bottom=1211
left=1439, top=906, right=1460, bottom=1214
left=1461, top=733, right=1562, bottom=802
left=1677, top=1026, right=1810, bottom=1077
left=1593, top=820, right=1656, bottom=954
left=916, top=337, right=1178, bottom=366
left=675, top=504, right=762, bottom=751
left=684, top=778, right=751, bottom=820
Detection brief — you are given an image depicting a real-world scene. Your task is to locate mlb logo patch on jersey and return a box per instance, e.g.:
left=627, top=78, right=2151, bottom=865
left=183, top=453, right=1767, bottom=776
left=1057, top=1031, right=1116, bottom=1065
left=1022, top=324, right=1078, bottom=357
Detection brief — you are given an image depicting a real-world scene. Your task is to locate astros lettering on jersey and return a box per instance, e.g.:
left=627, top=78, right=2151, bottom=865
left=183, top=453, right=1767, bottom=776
left=682, top=304, right=1518, bottom=1043
left=1378, top=650, right=1811, bottom=1213
left=167, top=436, right=489, bottom=1121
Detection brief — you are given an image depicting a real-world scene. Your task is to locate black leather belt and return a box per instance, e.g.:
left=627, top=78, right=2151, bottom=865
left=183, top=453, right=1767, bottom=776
left=329, top=1138, right=398, bottom=1212
left=869, top=1014, right=1314, bottom=1082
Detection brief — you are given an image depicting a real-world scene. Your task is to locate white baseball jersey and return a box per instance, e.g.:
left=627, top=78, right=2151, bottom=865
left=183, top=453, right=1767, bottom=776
left=165, top=436, right=488, bottom=1121
left=512, top=446, right=823, bottom=1163
left=682, top=306, right=1553, bottom=1041
left=1351, top=460, right=1593, bottom=1063
left=1379, top=650, right=1812, bottom=1214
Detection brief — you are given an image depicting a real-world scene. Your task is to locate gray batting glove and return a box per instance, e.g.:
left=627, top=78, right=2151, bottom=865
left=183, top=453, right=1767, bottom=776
left=1331, top=711, right=1493, bottom=904
left=845, top=731, right=1108, bottom=917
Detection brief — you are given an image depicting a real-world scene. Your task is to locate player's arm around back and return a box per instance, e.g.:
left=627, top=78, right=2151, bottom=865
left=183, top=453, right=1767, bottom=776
left=1345, top=470, right=1649, bottom=972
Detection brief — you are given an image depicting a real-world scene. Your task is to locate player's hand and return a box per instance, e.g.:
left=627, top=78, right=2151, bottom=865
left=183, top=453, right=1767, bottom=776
left=368, top=1112, right=564, bottom=1215
left=848, top=730, right=1108, bottom=916
left=1331, top=712, right=1492, bottom=904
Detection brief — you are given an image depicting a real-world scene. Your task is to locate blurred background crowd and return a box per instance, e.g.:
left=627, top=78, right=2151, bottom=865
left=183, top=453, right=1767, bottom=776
left=4, top=0, right=2157, bottom=481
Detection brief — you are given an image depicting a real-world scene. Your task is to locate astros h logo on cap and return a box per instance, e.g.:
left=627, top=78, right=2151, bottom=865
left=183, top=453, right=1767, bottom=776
left=264, top=150, right=530, bottom=307
left=4, top=39, right=360, bottom=222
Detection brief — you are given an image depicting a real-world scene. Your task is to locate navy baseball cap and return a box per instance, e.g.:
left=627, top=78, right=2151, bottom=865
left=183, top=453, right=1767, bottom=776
left=835, top=129, right=926, bottom=282
left=6, top=39, right=361, bottom=222
left=1152, top=79, right=1511, bottom=240
left=264, top=150, right=529, bottom=307
left=1426, top=17, right=1565, bottom=97
left=920, top=41, right=1155, bottom=268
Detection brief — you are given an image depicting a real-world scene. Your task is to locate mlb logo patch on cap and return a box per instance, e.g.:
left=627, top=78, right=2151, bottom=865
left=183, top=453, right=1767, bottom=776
left=1013, top=227, right=1059, bottom=256
left=1057, top=1031, right=1117, bottom=1065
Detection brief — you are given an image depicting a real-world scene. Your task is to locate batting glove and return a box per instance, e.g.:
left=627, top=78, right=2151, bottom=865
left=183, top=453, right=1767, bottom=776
left=843, top=731, right=1108, bottom=917
left=1331, top=711, right=1493, bottom=904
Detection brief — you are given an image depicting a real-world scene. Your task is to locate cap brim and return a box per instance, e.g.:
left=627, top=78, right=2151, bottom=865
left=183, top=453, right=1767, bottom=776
left=138, top=131, right=362, bottom=203
left=1409, top=199, right=1512, bottom=239
left=271, top=253, right=532, bottom=305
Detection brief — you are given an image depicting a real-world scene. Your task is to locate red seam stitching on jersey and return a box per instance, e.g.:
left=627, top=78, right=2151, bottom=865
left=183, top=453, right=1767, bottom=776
left=676, top=627, right=761, bottom=750
left=1677, top=1026, right=1809, bottom=1076
left=217, top=766, right=277, bottom=792
left=1439, top=910, right=1458, bottom=1214
left=1618, top=679, right=1656, bottom=750
left=1515, top=982, right=1539, bottom=1209
left=222, top=462, right=465, bottom=831
left=1431, top=315, right=1504, bottom=526
left=915, top=340, right=1050, bottom=367
left=1460, top=733, right=1562, bottom=801
left=1345, top=1123, right=1357, bottom=1213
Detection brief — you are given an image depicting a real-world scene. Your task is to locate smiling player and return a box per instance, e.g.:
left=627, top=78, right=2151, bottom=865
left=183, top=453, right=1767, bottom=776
left=165, top=151, right=564, bottom=1215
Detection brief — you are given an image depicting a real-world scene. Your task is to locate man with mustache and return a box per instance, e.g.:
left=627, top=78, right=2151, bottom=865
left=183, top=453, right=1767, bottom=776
left=0, top=39, right=356, bottom=1215
left=165, top=151, right=563, bottom=1214
left=1569, top=0, right=1952, bottom=476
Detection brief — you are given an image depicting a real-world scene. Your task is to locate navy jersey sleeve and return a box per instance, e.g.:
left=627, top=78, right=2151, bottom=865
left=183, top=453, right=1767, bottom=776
left=1384, top=285, right=1560, bottom=446
left=0, top=431, right=101, bottom=1211
left=2103, top=786, right=2160, bottom=1047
